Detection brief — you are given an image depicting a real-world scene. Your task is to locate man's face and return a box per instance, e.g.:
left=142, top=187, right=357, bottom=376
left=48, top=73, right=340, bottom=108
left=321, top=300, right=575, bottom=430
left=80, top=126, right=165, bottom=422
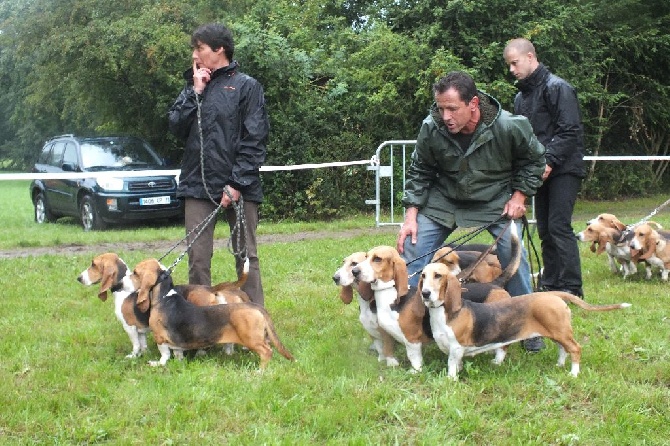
left=435, top=87, right=478, bottom=135
left=192, top=41, right=224, bottom=71
left=504, top=48, right=534, bottom=80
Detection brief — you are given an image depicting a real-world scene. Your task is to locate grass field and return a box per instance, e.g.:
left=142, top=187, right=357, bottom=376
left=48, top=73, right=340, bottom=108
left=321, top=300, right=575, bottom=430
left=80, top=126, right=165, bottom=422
left=1, top=180, right=669, bottom=445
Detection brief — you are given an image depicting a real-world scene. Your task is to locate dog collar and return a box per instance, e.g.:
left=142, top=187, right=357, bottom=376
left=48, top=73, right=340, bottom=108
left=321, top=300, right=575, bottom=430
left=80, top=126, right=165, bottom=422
left=371, top=279, right=395, bottom=291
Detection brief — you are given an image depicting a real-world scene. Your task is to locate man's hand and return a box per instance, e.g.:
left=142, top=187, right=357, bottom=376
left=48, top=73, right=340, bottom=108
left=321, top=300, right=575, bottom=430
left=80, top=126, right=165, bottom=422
left=542, top=164, right=552, bottom=181
left=220, top=186, right=240, bottom=208
left=192, top=60, right=211, bottom=94
left=502, top=191, right=527, bottom=220
left=397, top=207, right=419, bottom=253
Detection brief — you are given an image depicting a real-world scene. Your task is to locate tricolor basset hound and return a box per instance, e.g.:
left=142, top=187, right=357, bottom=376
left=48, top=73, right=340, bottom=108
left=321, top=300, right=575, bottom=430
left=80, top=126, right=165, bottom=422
left=430, top=248, right=502, bottom=283
left=351, top=245, right=428, bottom=372
left=127, top=258, right=294, bottom=369
left=348, top=240, right=515, bottom=373
left=332, top=252, right=399, bottom=366
left=630, top=222, right=670, bottom=280
left=420, top=262, right=631, bottom=380
left=77, top=253, right=250, bottom=358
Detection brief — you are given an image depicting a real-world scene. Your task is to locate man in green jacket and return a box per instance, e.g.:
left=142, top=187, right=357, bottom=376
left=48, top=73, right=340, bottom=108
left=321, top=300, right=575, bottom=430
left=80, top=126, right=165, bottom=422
left=397, top=71, right=545, bottom=301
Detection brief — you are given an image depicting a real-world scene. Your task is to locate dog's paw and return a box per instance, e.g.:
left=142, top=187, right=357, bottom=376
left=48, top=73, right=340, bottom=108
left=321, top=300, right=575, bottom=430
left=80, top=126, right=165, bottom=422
left=385, top=357, right=400, bottom=367
left=148, top=360, right=163, bottom=367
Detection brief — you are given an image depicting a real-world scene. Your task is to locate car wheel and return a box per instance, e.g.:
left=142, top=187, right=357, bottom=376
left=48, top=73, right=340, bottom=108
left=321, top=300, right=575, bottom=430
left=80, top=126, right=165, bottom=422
left=80, top=195, right=106, bottom=231
left=34, top=192, right=56, bottom=223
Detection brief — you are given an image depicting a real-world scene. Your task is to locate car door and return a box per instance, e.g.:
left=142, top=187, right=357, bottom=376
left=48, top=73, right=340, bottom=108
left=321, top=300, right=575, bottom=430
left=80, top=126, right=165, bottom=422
left=59, top=141, right=83, bottom=215
left=41, top=141, right=68, bottom=212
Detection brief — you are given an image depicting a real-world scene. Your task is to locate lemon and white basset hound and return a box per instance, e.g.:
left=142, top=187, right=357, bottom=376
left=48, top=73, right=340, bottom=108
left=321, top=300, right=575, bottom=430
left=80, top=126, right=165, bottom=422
left=630, top=222, right=670, bottom=281
left=420, top=262, right=631, bottom=380
left=332, top=252, right=399, bottom=366
left=126, top=258, right=294, bottom=369
left=577, top=221, right=640, bottom=278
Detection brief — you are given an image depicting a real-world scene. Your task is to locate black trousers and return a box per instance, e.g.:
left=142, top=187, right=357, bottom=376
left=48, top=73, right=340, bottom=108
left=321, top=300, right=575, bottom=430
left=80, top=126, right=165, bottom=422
left=535, top=174, right=583, bottom=294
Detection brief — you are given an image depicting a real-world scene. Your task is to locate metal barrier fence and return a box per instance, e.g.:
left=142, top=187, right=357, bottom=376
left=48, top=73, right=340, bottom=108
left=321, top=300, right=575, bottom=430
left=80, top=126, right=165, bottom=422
left=366, top=140, right=670, bottom=227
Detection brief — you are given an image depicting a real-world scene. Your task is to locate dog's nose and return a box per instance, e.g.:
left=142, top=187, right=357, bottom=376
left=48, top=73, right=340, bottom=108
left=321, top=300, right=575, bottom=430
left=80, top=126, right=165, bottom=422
left=332, top=274, right=340, bottom=284
left=76, top=275, right=84, bottom=283
left=352, top=267, right=360, bottom=277
left=421, top=289, right=431, bottom=300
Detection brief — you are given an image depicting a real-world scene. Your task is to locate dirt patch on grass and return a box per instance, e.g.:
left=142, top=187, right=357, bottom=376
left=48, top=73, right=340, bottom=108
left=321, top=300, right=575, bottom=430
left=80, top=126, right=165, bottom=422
left=0, top=226, right=400, bottom=259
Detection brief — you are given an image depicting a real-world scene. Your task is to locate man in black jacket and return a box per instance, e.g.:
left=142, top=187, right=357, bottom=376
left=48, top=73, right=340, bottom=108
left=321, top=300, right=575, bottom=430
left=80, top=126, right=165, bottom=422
left=168, top=23, right=270, bottom=306
left=504, top=38, right=586, bottom=351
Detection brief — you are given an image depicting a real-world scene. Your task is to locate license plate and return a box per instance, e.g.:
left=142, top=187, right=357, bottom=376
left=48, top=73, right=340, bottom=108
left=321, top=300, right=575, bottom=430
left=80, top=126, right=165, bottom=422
left=140, top=196, right=170, bottom=206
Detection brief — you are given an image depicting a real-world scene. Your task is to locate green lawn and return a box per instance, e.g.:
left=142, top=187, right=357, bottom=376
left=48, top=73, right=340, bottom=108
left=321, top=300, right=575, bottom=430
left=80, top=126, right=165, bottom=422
left=1, top=179, right=669, bottom=444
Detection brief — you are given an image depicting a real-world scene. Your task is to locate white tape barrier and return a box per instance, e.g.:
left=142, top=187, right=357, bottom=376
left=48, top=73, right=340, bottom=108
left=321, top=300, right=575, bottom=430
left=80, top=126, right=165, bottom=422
left=1, top=155, right=669, bottom=181
left=0, top=159, right=373, bottom=181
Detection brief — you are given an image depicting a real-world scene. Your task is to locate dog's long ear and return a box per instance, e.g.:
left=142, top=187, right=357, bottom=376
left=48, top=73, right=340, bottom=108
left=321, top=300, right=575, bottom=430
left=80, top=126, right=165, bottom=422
left=393, top=252, right=409, bottom=296
left=639, top=232, right=657, bottom=260
left=589, top=241, right=597, bottom=253
left=357, top=281, right=374, bottom=301
left=442, top=273, right=463, bottom=314
left=613, top=219, right=626, bottom=231
left=339, top=285, right=354, bottom=304
left=98, top=262, right=117, bottom=302
left=135, top=264, right=158, bottom=313
left=596, top=235, right=608, bottom=255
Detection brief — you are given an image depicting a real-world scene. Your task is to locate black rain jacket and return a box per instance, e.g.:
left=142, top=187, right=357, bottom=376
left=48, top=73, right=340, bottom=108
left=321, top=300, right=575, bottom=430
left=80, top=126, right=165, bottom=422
left=513, top=64, right=585, bottom=179
left=168, top=61, right=269, bottom=202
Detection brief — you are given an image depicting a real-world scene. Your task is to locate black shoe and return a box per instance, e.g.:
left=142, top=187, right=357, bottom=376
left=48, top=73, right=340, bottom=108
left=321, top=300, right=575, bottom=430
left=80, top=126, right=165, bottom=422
left=523, top=337, right=545, bottom=353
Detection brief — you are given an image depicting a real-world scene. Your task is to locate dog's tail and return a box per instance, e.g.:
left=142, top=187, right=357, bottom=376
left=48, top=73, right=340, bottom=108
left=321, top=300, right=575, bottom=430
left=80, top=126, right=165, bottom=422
left=261, top=308, right=295, bottom=361
left=552, top=291, right=632, bottom=311
left=491, top=221, right=521, bottom=287
left=211, top=258, right=250, bottom=293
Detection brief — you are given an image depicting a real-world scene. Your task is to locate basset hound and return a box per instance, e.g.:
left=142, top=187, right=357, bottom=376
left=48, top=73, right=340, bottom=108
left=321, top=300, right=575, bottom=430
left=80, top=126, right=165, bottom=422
left=332, top=252, right=399, bottom=366
left=349, top=241, right=514, bottom=373
left=77, top=253, right=250, bottom=358
left=127, top=258, right=294, bottom=369
left=577, top=221, right=639, bottom=278
left=351, top=245, right=428, bottom=372
left=420, top=262, right=631, bottom=380
left=629, top=222, right=670, bottom=281
left=430, top=248, right=502, bottom=283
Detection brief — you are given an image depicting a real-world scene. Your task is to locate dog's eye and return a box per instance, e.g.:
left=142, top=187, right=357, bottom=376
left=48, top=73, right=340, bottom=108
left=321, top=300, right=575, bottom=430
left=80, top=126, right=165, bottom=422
left=351, top=262, right=358, bottom=267
left=435, top=273, right=442, bottom=279
left=372, top=256, right=382, bottom=263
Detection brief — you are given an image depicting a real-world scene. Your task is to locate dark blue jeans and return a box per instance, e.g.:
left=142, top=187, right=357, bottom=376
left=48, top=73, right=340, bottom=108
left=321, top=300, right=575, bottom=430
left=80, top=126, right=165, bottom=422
left=401, top=214, right=533, bottom=296
left=534, top=174, right=583, bottom=294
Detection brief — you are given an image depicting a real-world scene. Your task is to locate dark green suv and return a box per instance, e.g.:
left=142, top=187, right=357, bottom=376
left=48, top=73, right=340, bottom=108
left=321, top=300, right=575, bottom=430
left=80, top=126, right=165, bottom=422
left=30, top=135, right=184, bottom=231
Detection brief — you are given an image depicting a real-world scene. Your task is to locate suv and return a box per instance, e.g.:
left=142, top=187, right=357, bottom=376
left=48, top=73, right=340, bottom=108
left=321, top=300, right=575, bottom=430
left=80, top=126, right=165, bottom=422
left=30, top=135, right=184, bottom=230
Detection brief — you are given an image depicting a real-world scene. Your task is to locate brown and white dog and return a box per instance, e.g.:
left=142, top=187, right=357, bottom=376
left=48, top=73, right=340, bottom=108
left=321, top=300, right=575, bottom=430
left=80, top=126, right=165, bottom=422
left=332, top=252, right=399, bottom=366
left=577, top=221, right=639, bottom=278
left=126, top=258, right=294, bottom=369
left=77, top=253, right=250, bottom=358
left=351, top=246, right=428, bottom=372
left=629, top=223, right=670, bottom=281
left=348, top=227, right=521, bottom=372
left=420, top=262, right=631, bottom=380
left=431, top=247, right=502, bottom=284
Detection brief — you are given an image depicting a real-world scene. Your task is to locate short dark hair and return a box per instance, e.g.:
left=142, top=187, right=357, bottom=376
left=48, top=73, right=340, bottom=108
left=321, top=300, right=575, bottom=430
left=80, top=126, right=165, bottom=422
left=433, top=72, right=478, bottom=103
left=191, top=23, right=235, bottom=61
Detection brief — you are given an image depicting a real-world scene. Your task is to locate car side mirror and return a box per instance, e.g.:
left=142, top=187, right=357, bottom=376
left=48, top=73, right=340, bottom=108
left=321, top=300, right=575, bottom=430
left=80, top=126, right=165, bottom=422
left=61, top=162, right=77, bottom=172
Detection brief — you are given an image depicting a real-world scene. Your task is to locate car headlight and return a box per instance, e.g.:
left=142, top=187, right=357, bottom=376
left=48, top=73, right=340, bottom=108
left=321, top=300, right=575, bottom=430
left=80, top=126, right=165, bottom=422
left=96, top=176, right=125, bottom=191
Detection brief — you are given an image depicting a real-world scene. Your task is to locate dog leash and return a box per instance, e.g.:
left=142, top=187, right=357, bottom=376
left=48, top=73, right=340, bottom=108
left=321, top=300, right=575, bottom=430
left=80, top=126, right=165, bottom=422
left=196, top=91, right=249, bottom=261
left=456, top=218, right=511, bottom=283
left=407, top=215, right=507, bottom=267
left=627, top=197, right=670, bottom=229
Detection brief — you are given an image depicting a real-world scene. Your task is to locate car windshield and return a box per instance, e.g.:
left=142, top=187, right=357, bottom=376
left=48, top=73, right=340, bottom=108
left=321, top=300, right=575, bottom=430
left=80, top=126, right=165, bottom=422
left=80, top=138, right=163, bottom=170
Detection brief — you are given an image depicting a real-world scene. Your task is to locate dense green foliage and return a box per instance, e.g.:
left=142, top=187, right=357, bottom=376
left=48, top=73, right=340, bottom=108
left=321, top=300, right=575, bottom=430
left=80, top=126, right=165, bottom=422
left=1, top=0, right=669, bottom=218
